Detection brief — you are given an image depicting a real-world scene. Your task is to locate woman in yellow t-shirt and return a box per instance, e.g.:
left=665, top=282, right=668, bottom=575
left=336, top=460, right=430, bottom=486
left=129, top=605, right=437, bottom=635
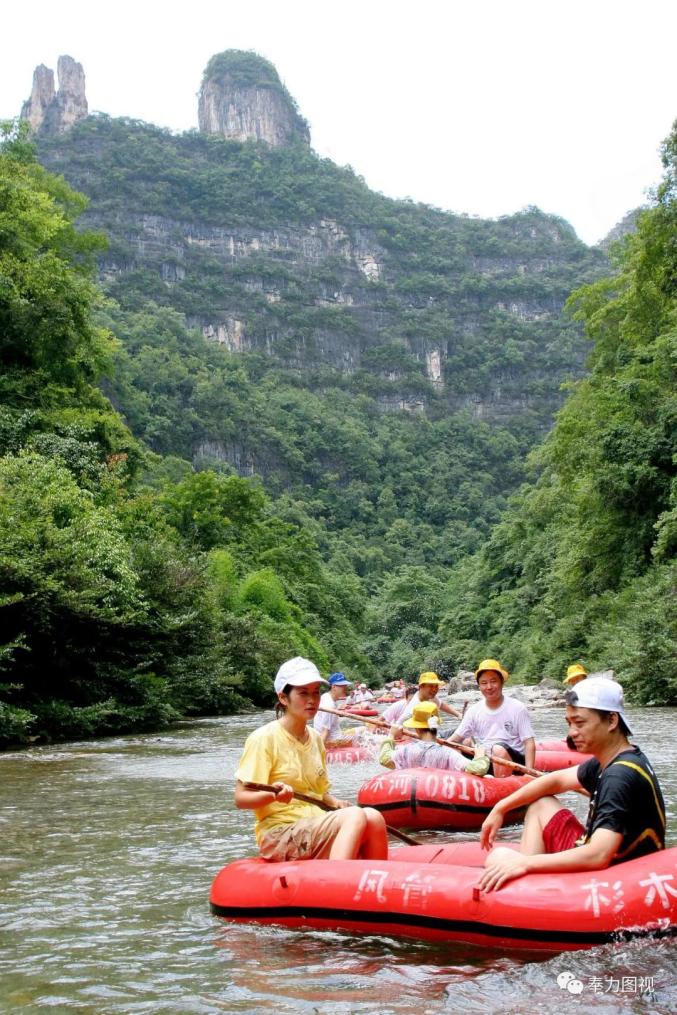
left=234, top=656, right=388, bottom=862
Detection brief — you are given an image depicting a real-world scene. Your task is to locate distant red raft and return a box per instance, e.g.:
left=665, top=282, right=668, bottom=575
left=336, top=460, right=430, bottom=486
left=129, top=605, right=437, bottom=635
left=358, top=768, right=528, bottom=830
left=344, top=707, right=379, bottom=717
left=210, top=841, right=677, bottom=951
left=535, top=746, right=593, bottom=771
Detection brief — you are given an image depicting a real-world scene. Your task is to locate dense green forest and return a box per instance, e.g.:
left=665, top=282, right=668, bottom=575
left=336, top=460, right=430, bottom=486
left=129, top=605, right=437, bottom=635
left=0, top=101, right=674, bottom=747
left=440, top=125, right=677, bottom=703
left=0, top=125, right=369, bottom=745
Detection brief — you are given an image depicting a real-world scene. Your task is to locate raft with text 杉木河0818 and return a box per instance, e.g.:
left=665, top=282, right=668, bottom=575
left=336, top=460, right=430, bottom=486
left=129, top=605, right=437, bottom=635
left=357, top=767, right=528, bottom=830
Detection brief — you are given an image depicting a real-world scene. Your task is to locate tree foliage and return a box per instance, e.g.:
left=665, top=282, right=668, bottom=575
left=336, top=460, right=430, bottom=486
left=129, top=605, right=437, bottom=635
left=439, top=121, right=677, bottom=701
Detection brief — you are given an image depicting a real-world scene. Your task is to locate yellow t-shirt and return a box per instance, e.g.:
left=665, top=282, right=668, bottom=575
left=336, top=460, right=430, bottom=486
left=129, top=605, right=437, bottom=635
left=235, top=719, right=330, bottom=844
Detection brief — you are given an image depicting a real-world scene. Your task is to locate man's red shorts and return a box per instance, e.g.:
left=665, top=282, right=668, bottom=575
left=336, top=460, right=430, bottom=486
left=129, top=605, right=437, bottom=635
left=542, top=808, right=585, bottom=853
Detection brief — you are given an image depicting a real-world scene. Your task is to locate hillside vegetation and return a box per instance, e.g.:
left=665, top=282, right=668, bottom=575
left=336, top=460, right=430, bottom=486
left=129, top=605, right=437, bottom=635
left=1, top=105, right=674, bottom=747
left=439, top=125, right=677, bottom=702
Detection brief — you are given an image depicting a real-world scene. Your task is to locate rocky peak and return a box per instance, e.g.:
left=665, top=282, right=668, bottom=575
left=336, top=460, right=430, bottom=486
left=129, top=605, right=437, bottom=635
left=20, top=55, right=88, bottom=135
left=198, top=50, right=310, bottom=148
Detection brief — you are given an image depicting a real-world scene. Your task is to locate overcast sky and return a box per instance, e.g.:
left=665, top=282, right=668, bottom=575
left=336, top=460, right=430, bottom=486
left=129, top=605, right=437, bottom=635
left=3, top=0, right=675, bottom=245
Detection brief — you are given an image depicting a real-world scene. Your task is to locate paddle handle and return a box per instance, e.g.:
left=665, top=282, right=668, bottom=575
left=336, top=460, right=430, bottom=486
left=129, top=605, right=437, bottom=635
left=318, top=706, right=544, bottom=778
left=241, top=780, right=421, bottom=846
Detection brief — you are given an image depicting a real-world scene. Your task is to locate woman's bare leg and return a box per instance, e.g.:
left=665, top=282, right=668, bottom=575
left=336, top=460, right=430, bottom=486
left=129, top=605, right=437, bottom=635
left=327, top=807, right=388, bottom=860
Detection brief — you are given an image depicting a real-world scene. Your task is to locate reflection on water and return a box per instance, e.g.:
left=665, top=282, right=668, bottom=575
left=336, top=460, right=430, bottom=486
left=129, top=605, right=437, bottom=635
left=1, top=707, right=675, bottom=1014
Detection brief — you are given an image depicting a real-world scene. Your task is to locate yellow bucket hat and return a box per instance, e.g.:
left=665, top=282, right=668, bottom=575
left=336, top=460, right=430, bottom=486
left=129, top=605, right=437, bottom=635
left=403, top=701, right=439, bottom=729
left=564, top=663, right=588, bottom=686
left=475, top=658, right=509, bottom=682
left=418, top=671, right=442, bottom=686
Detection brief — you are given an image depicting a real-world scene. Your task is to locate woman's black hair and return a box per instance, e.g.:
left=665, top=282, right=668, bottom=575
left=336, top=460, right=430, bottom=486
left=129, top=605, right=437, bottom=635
left=275, top=683, right=293, bottom=718
left=405, top=683, right=418, bottom=698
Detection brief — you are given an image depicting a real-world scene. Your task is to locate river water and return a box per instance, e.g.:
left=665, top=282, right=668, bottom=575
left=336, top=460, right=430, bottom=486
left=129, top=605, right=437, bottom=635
left=1, top=706, right=676, bottom=1014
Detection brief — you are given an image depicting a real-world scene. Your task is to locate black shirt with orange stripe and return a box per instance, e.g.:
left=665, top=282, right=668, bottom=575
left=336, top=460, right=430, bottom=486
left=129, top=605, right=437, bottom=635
left=577, top=746, right=666, bottom=862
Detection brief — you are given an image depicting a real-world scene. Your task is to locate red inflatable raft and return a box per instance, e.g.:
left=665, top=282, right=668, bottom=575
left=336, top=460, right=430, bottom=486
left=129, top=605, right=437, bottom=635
left=210, top=841, right=677, bottom=951
left=345, top=707, right=379, bottom=717
left=535, top=747, right=593, bottom=771
left=357, top=742, right=593, bottom=830
left=358, top=768, right=528, bottom=829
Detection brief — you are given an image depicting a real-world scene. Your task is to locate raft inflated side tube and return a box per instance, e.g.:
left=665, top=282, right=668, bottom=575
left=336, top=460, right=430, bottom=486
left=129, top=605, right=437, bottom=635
left=535, top=748, right=593, bottom=771
left=210, top=843, right=677, bottom=951
left=357, top=767, right=528, bottom=830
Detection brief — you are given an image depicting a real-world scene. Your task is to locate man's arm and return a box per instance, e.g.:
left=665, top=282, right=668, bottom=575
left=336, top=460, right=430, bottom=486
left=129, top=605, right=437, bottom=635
left=440, top=701, right=462, bottom=719
left=479, top=766, right=582, bottom=849
left=523, top=736, right=536, bottom=771
left=479, top=827, right=622, bottom=891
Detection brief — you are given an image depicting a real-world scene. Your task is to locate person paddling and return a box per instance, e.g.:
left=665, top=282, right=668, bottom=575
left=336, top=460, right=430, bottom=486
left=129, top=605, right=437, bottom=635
left=398, top=672, right=462, bottom=723
left=381, top=683, right=417, bottom=725
left=563, top=663, right=588, bottom=687
left=234, top=657, right=388, bottom=862
left=448, top=659, right=535, bottom=777
left=562, top=664, right=588, bottom=749
left=379, top=702, right=490, bottom=774
left=313, top=671, right=355, bottom=747
left=478, top=679, right=666, bottom=891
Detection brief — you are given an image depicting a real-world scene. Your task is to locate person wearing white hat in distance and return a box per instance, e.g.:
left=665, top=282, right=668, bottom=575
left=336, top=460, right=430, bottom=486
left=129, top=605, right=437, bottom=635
left=313, top=671, right=355, bottom=747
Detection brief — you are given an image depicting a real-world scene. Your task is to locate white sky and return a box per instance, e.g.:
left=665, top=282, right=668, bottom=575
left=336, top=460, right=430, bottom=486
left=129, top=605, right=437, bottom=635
left=3, top=0, right=675, bottom=245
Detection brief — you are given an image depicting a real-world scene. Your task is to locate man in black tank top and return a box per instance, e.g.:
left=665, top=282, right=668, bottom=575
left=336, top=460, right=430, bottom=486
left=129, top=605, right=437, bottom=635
left=476, top=678, right=665, bottom=891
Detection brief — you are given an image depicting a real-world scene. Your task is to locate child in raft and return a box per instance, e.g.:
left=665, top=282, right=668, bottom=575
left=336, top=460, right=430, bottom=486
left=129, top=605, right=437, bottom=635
left=234, top=656, right=388, bottom=862
left=379, top=701, right=490, bottom=775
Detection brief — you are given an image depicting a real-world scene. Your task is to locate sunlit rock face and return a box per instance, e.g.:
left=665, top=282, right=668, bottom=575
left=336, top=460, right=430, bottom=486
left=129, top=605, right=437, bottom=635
left=197, top=50, right=310, bottom=148
left=20, top=56, right=87, bottom=135
left=20, top=64, right=55, bottom=132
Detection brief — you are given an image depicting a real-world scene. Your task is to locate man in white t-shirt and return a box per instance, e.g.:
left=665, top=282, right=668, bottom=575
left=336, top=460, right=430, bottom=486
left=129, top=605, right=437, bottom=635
left=382, top=684, right=418, bottom=725
left=398, top=672, right=462, bottom=724
left=449, top=658, right=535, bottom=778
left=313, top=672, right=354, bottom=746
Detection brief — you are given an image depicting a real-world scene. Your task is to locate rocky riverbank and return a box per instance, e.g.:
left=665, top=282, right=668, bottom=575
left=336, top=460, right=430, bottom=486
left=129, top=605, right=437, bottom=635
left=445, top=670, right=616, bottom=709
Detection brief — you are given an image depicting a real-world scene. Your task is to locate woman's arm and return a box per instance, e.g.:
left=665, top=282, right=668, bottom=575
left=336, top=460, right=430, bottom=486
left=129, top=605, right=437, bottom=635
left=234, top=779, right=293, bottom=809
left=322, top=792, right=350, bottom=809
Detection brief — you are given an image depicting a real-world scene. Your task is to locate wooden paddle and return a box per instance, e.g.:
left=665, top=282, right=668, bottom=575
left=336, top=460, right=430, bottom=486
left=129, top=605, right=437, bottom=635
left=318, top=706, right=545, bottom=778
left=242, top=780, right=421, bottom=846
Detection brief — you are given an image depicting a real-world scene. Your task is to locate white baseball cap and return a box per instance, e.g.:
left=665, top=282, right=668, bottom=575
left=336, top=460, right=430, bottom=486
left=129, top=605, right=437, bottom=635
left=569, top=678, right=632, bottom=734
left=274, top=657, right=326, bottom=694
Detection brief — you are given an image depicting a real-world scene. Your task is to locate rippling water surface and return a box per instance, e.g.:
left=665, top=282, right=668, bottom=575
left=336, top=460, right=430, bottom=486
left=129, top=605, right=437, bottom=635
left=1, top=706, right=676, bottom=1013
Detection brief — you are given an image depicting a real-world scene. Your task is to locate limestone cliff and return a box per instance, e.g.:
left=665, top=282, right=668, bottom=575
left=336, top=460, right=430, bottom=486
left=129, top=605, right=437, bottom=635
left=198, top=51, right=310, bottom=147
left=35, top=54, right=607, bottom=452
left=20, top=55, right=88, bottom=135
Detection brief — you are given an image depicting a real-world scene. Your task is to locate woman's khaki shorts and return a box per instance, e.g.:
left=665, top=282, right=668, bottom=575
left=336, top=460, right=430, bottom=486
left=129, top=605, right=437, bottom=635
left=259, top=811, right=346, bottom=862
